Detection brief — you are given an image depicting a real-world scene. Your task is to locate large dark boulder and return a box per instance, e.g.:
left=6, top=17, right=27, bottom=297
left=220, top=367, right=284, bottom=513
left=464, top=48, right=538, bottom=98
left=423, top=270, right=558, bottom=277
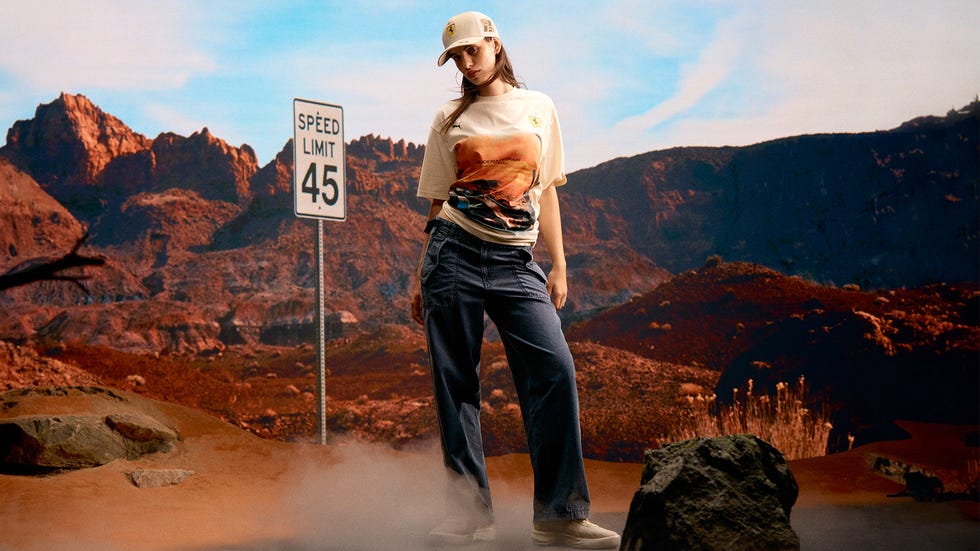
left=621, top=434, right=799, bottom=550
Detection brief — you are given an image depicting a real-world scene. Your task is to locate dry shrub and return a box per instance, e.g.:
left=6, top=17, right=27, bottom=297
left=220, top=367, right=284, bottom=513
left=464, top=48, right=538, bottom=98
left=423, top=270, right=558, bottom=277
left=663, top=376, right=832, bottom=460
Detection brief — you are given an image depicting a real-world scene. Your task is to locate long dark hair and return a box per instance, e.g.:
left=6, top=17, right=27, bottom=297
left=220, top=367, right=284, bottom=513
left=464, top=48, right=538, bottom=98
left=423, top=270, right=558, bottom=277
left=440, top=38, right=523, bottom=134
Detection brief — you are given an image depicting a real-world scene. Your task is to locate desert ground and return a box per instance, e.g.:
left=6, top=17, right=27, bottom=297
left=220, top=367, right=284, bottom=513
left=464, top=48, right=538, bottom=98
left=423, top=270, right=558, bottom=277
left=1, top=388, right=976, bottom=551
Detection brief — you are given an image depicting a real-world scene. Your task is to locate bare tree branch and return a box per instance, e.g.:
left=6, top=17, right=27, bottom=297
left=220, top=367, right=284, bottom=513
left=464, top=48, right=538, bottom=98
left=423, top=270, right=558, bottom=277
left=0, top=233, right=106, bottom=292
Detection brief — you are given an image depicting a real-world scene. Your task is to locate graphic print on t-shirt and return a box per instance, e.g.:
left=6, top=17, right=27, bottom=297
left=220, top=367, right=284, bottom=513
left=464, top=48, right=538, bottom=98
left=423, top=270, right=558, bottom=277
left=449, top=133, right=540, bottom=232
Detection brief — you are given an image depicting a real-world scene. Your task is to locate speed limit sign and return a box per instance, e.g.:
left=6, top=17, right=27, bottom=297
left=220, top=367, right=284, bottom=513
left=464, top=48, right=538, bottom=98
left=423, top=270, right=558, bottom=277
left=293, top=99, right=346, bottom=221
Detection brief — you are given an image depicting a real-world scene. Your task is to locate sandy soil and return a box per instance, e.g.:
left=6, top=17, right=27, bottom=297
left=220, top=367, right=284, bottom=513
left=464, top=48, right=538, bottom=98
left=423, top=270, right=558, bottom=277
left=0, top=391, right=976, bottom=551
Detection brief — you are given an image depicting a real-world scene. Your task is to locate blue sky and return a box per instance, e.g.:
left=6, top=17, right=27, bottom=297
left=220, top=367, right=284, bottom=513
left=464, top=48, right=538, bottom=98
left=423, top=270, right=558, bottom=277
left=0, top=0, right=977, bottom=172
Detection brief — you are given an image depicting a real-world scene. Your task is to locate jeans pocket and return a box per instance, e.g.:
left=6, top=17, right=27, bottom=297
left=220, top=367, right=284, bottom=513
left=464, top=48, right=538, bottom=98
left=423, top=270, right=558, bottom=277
left=513, top=247, right=550, bottom=301
left=421, top=230, right=457, bottom=309
left=519, top=246, right=548, bottom=285
left=420, top=231, right=447, bottom=284
left=525, top=259, right=548, bottom=285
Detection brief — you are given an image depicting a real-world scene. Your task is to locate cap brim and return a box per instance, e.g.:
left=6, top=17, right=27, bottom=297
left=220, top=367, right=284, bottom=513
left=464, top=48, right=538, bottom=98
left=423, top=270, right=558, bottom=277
left=437, top=37, right=484, bottom=66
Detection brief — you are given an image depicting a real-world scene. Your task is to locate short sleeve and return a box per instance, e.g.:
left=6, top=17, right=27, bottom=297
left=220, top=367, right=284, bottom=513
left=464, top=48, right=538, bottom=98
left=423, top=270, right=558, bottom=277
left=541, top=98, right=567, bottom=189
left=417, top=113, right=456, bottom=200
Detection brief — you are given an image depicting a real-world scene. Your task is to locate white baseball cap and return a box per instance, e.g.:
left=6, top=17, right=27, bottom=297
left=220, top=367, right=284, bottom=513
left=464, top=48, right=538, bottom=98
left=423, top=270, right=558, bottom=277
left=437, top=11, right=499, bottom=66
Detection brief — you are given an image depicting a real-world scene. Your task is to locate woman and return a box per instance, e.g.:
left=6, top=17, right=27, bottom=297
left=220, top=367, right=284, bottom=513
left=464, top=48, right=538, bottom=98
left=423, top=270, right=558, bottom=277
left=411, top=11, right=620, bottom=549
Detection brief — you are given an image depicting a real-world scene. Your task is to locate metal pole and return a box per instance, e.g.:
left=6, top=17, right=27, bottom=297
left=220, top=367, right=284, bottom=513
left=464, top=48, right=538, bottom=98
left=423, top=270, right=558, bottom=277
left=316, top=218, right=327, bottom=445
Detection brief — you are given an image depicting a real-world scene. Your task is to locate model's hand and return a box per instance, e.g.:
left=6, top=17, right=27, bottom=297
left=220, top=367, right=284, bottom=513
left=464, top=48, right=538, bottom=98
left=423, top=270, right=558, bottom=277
left=547, top=265, right=568, bottom=310
left=411, top=291, right=424, bottom=325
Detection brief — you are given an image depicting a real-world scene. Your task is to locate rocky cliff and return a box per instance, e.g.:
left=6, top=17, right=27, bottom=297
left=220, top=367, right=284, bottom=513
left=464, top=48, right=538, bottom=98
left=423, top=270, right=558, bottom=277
left=561, top=102, right=979, bottom=289
left=2, top=94, right=257, bottom=224
left=3, top=93, right=151, bottom=196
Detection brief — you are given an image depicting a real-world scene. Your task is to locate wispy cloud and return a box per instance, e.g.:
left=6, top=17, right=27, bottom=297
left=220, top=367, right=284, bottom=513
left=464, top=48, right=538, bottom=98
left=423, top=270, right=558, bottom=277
left=0, top=1, right=216, bottom=92
left=611, top=16, right=743, bottom=136
left=565, top=1, right=980, bottom=168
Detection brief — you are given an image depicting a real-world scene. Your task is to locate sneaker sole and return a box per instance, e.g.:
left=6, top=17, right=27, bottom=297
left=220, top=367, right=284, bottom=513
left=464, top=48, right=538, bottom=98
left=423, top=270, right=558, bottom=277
left=532, top=530, right=621, bottom=549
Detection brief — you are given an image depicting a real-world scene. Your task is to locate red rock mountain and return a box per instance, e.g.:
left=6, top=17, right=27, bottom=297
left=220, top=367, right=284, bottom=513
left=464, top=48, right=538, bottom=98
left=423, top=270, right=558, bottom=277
left=559, top=103, right=979, bottom=290
left=3, top=93, right=150, bottom=190
left=0, top=94, right=976, bottom=458
left=3, top=94, right=257, bottom=221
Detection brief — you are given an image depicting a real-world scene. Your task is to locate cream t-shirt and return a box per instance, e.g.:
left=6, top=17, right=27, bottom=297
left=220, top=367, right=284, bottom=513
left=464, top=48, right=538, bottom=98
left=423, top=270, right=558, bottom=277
left=417, top=87, right=566, bottom=246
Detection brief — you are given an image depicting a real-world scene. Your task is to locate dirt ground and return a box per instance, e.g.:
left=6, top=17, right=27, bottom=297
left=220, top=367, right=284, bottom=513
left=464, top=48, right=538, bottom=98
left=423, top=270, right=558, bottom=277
left=0, top=389, right=977, bottom=551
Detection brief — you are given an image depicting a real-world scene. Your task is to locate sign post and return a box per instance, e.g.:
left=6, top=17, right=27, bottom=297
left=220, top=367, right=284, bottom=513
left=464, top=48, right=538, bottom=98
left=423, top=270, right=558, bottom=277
left=293, top=98, right=345, bottom=445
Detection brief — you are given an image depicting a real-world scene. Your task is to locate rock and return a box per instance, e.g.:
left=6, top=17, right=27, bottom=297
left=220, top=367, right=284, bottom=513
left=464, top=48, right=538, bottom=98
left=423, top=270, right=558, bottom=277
left=0, top=415, right=130, bottom=471
left=0, top=387, right=179, bottom=474
left=105, top=413, right=178, bottom=444
left=869, top=454, right=960, bottom=501
left=621, top=434, right=799, bottom=551
left=129, top=468, right=195, bottom=488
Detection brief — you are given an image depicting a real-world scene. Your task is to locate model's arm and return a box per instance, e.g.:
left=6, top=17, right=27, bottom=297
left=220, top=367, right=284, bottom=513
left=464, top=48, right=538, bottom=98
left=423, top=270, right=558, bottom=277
left=411, top=199, right=444, bottom=325
left=538, top=185, right=567, bottom=310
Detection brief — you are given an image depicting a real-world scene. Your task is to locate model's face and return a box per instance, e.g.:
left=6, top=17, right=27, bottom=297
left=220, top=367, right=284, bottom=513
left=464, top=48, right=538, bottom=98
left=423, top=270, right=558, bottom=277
left=449, top=38, right=499, bottom=86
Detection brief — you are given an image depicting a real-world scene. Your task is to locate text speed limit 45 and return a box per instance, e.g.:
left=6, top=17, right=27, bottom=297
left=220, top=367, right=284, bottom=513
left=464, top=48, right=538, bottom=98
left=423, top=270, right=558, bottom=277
left=293, top=99, right=345, bottom=221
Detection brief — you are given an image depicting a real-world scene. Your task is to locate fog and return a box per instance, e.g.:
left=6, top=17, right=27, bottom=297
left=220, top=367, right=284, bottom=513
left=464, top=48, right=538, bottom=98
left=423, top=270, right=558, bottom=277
left=253, top=438, right=538, bottom=550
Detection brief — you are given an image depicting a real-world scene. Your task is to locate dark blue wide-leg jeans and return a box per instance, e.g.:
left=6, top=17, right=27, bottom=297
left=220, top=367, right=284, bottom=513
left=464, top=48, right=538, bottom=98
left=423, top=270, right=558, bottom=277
left=420, top=219, right=591, bottom=523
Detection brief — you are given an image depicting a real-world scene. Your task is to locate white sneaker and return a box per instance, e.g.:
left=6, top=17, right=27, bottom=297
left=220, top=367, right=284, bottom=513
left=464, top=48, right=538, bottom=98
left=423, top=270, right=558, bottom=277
left=429, top=515, right=497, bottom=545
left=532, top=519, right=621, bottom=549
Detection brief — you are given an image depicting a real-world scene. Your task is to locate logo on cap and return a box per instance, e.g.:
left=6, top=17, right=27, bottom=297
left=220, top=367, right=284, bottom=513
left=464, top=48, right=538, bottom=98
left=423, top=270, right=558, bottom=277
left=481, top=19, right=494, bottom=33
left=446, top=22, right=456, bottom=36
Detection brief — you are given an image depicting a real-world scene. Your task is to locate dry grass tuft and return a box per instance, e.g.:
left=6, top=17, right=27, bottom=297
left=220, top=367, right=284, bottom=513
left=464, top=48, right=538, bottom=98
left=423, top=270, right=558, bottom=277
left=663, top=375, right=833, bottom=460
